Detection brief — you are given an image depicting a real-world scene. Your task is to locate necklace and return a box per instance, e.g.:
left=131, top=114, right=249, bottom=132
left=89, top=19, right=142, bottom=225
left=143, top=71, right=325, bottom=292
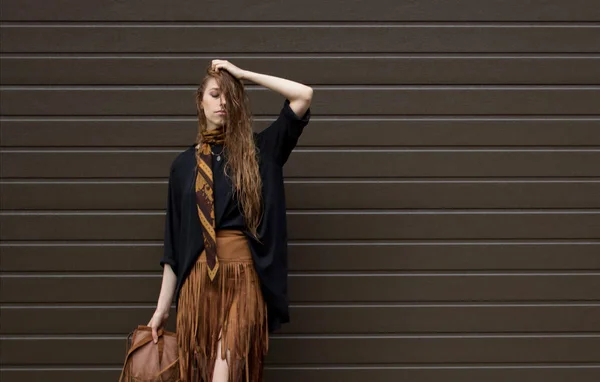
left=211, top=146, right=224, bottom=162
left=196, top=142, right=224, bottom=161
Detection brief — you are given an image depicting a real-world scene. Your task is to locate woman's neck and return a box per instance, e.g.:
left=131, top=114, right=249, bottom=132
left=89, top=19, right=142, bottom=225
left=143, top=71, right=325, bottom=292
left=205, top=122, right=222, bottom=131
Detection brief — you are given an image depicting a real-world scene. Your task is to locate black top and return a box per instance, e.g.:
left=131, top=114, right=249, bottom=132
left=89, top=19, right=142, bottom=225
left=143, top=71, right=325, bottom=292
left=160, top=98, right=311, bottom=333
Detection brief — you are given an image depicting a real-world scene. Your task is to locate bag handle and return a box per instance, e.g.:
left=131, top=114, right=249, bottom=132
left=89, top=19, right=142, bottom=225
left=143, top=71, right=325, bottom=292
left=118, top=326, right=166, bottom=382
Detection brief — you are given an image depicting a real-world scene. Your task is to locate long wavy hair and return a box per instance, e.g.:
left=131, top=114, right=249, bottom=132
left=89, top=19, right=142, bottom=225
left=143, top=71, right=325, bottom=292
left=194, top=65, right=263, bottom=239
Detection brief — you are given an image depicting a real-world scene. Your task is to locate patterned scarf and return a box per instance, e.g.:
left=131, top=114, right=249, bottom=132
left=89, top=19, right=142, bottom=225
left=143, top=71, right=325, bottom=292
left=195, top=126, right=225, bottom=281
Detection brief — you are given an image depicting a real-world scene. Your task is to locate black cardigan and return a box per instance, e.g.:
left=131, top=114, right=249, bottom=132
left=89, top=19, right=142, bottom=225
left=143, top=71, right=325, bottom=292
left=160, top=99, right=311, bottom=333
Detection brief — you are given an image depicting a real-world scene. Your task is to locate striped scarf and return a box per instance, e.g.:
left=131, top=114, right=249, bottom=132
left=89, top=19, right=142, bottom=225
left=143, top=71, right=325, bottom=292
left=195, top=127, right=225, bottom=281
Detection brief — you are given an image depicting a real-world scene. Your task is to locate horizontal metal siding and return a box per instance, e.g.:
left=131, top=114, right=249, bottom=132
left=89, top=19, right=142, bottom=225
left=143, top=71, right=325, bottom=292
left=3, top=87, right=600, bottom=115
left=2, top=0, right=600, bottom=21
left=3, top=118, right=600, bottom=146
left=3, top=335, right=600, bottom=364
left=1, top=1, right=599, bottom=381
left=2, top=26, right=600, bottom=53
left=3, top=181, right=600, bottom=209
left=2, top=57, right=600, bottom=86
left=3, top=150, right=600, bottom=178
left=1, top=243, right=599, bottom=272
left=2, top=274, right=600, bottom=303
left=2, top=368, right=600, bottom=382
left=4, top=305, right=600, bottom=335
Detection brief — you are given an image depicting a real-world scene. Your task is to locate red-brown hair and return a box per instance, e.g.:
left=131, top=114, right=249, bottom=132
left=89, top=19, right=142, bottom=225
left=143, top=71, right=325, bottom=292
left=194, top=65, right=263, bottom=239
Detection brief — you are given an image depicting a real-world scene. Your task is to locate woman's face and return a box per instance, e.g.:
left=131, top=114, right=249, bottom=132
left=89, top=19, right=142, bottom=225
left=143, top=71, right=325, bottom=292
left=200, top=77, right=227, bottom=130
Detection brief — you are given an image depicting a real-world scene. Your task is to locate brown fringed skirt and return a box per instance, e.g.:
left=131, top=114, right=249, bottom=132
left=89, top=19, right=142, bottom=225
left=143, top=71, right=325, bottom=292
left=176, top=230, right=269, bottom=382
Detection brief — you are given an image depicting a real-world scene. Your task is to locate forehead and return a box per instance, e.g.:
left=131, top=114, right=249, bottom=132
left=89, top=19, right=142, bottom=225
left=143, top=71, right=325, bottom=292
left=205, top=78, right=220, bottom=91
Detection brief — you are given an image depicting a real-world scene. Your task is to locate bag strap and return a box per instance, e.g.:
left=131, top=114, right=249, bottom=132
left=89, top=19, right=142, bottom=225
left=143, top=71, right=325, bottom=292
left=158, top=333, right=164, bottom=362
left=159, top=358, right=180, bottom=382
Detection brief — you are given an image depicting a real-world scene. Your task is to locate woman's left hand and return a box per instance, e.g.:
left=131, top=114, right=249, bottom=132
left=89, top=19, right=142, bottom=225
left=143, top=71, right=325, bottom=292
left=211, top=59, right=246, bottom=80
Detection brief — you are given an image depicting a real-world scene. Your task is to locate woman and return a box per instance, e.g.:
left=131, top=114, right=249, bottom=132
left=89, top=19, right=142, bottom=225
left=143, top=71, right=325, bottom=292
left=147, top=59, right=313, bottom=382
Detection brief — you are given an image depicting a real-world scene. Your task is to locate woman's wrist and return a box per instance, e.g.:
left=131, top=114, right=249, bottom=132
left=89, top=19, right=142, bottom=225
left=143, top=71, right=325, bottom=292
left=154, top=306, right=170, bottom=317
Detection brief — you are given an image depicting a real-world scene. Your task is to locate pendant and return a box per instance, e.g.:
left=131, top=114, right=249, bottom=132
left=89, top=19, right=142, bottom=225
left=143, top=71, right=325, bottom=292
left=216, top=155, right=221, bottom=162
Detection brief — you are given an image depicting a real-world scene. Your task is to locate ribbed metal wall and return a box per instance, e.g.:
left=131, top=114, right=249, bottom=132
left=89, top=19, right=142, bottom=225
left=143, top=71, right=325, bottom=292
left=1, top=1, right=600, bottom=381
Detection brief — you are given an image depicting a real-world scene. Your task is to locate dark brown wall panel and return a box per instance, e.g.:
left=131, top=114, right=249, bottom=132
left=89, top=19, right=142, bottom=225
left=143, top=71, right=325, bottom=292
left=3, top=0, right=600, bottom=21
left=284, top=181, right=600, bottom=209
left=3, top=57, right=600, bottom=85
left=1, top=370, right=119, bottom=382
left=2, top=243, right=599, bottom=272
left=2, top=0, right=599, bottom=379
left=3, top=305, right=599, bottom=335
left=3, top=150, right=600, bottom=178
left=265, top=368, right=600, bottom=382
left=2, top=274, right=599, bottom=303
left=3, top=368, right=600, bottom=382
left=2, top=26, right=600, bottom=53
left=3, top=119, right=600, bottom=147
left=2, top=212, right=600, bottom=241
left=284, top=212, right=600, bottom=240
left=3, top=87, right=600, bottom=116
left=284, top=150, right=600, bottom=178
left=3, top=181, right=600, bottom=210
left=2, top=336, right=599, bottom=365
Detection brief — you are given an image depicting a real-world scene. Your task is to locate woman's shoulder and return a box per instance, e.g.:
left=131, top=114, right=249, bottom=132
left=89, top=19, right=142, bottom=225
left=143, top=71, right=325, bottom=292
left=170, top=143, right=196, bottom=174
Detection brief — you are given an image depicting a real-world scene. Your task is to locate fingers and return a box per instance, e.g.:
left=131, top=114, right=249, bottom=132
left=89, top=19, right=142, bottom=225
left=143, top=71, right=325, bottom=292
left=211, top=59, right=229, bottom=71
left=148, top=316, right=159, bottom=344
left=152, top=325, right=159, bottom=344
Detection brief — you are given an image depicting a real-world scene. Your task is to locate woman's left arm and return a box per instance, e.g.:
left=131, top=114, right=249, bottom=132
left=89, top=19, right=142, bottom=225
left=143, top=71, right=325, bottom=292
left=211, top=59, right=313, bottom=117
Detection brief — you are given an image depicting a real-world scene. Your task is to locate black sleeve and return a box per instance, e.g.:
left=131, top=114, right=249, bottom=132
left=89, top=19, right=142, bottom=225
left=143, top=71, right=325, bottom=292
left=159, top=163, right=180, bottom=273
left=257, top=98, right=311, bottom=166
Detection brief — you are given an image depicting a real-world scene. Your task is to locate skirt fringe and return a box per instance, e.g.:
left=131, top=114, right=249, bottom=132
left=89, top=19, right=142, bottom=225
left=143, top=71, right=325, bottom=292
left=176, top=230, right=268, bottom=382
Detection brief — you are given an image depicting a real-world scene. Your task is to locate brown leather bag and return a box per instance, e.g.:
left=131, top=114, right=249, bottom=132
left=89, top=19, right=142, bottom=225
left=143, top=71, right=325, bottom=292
left=119, top=325, right=180, bottom=381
